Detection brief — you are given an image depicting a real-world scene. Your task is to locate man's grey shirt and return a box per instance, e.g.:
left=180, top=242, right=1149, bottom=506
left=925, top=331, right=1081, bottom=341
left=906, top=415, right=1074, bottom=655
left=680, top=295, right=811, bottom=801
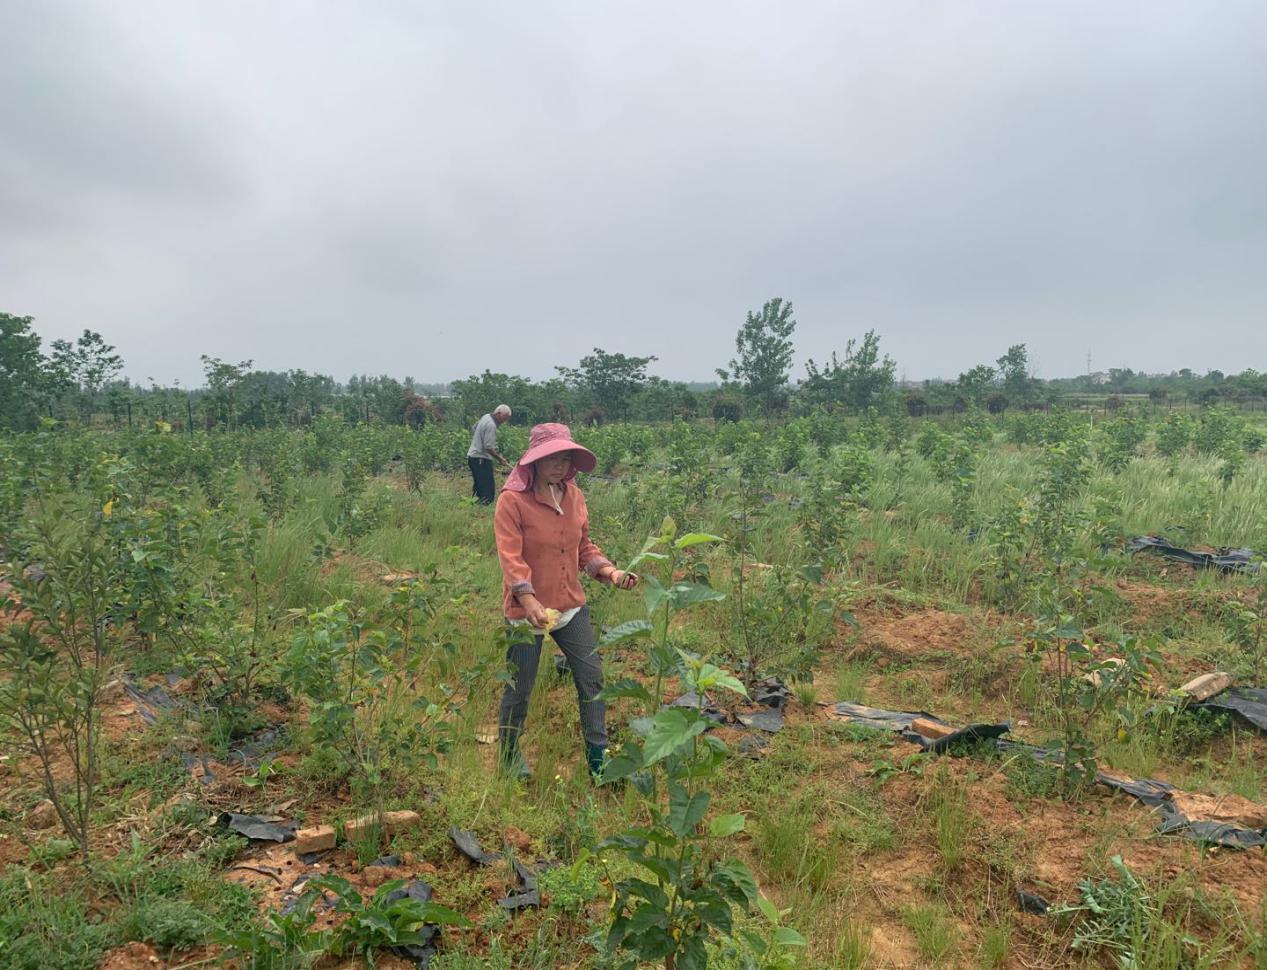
left=467, top=413, right=499, bottom=459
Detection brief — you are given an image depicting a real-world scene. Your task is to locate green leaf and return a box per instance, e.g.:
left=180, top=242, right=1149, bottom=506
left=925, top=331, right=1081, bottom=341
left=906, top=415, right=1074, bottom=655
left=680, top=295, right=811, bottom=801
left=625, top=878, right=669, bottom=909
left=677, top=936, right=708, bottom=970
left=627, top=899, right=672, bottom=934
left=598, top=677, right=655, bottom=706
left=626, top=549, right=668, bottom=571
left=667, top=582, right=726, bottom=609
left=668, top=782, right=710, bottom=837
left=600, top=751, right=643, bottom=785
left=659, top=516, right=678, bottom=542
left=643, top=575, right=670, bottom=615
left=773, top=927, right=807, bottom=946
left=635, top=854, right=676, bottom=885
left=709, top=813, right=745, bottom=837
left=694, top=894, right=735, bottom=935
left=797, top=563, right=824, bottom=583
left=642, top=709, right=708, bottom=764
left=740, top=929, right=768, bottom=954
left=359, top=911, right=394, bottom=937
left=756, top=895, right=780, bottom=924
left=417, top=902, right=472, bottom=927
left=673, top=532, right=724, bottom=550
left=599, top=620, right=653, bottom=647
left=694, top=663, right=748, bottom=698
left=711, top=859, right=759, bottom=906
left=627, top=533, right=668, bottom=572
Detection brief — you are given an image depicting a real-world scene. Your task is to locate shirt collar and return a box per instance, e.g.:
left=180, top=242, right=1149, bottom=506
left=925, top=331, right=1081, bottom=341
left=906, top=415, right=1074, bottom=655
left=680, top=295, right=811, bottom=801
left=530, top=480, right=569, bottom=511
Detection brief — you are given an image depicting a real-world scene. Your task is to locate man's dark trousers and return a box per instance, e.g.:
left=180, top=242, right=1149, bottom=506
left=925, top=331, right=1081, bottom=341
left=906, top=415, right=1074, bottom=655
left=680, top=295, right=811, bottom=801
left=469, top=457, right=495, bottom=505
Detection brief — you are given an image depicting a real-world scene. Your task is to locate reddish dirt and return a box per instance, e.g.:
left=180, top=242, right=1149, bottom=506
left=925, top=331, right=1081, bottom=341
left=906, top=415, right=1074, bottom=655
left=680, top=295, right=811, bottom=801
left=0, top=578, right=33, bottom=630
left=315, top=954, right=418, bottom=969
left=9, top=565, right=1267, bottom=967
left=1168, top=791, right=1267, bottom=829
left=1108, top=578, right=1191, bottom=621
left=319, top=550, right=395, bottom=583
left=223, top=842, right=439, bottom=915
left=810, top=703, right=1267, bottom=952
left=854, top=607, right=1017, bottom=665
left=98, top=942, right=163, bottom=969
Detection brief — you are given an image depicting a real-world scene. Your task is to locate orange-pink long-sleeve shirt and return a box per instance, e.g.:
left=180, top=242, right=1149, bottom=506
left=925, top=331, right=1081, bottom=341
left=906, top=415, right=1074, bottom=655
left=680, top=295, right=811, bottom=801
left=493, top=482, right=613, bottom=620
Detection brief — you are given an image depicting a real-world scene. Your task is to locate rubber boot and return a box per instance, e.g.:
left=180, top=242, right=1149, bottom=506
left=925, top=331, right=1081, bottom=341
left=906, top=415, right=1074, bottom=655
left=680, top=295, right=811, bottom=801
left=499, top=738, right=532, bottom=781
left=585, top=743, right=607, bottom=779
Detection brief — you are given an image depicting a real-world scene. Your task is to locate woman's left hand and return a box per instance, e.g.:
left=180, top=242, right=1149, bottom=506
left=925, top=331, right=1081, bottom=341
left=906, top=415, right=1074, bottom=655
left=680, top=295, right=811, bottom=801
left=609, top=569, right=639, bottom=590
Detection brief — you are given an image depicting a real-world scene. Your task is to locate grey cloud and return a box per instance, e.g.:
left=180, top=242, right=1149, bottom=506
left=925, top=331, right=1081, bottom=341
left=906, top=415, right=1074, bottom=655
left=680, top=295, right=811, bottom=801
left=0, top=1, right=247, bottom=231
left=1, top=0, right=1264, bottom=384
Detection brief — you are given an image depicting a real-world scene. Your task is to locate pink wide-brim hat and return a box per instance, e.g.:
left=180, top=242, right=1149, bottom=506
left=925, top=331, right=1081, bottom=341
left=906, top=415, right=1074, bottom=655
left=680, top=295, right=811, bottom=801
left=519, top=423, right=596, bottom=471
left=503, top=423, right=596, bottom=492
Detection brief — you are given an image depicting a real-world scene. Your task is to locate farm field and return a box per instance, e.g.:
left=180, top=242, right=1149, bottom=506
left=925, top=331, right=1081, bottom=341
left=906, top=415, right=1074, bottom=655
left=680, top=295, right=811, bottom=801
left=3, top=409, right=1267, bottom=970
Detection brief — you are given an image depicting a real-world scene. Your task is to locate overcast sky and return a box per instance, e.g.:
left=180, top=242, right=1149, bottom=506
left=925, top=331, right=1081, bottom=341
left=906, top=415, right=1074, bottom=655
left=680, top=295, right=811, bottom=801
left=3, top=1, right=1265, bottom=387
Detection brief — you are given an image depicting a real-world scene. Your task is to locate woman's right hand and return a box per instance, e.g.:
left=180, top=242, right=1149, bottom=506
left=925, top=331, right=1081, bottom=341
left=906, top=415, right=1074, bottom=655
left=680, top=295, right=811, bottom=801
left=517, top=593, right=551, bottom=629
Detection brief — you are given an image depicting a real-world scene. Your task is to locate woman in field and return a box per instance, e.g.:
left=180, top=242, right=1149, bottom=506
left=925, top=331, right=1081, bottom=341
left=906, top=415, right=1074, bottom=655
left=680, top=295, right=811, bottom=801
left=493, top=423, right=638, bottom=778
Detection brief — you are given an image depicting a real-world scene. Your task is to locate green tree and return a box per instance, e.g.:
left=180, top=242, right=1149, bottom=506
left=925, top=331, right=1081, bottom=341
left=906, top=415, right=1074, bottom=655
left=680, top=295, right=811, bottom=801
left=289, top=369, right=337, bottom=424
left=49, top=330, right=124, bottom=423
left=802, top=330, right=895, bottom=411
left=717, top=297, right=797, bottom=415
left=956, top=364, right=997, bottom=407
left=342, top=374, right=409, bottom=424
left=0, top=313, right=51, bottom=430
left=996, top=344, right=1035, bottom=404
left=1106, top=368, right=1136, bottom=393
left=557, top=347, right=658, bottom=419
left=200, top=355, right=254, bottom=429
left=450, top=370, right=535, bottom=424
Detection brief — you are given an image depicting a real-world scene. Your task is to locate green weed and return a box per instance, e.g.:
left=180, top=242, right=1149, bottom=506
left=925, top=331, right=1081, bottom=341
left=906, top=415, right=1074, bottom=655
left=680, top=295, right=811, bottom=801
left=903, top=903, right=958, bottom=962
left=833, top=662, right=869, bottom=703
left=978, top=921, right=1010, bottom=968
left=831, top=918, right=872, bottom=969
left=929, top=766, right=971, bottom=872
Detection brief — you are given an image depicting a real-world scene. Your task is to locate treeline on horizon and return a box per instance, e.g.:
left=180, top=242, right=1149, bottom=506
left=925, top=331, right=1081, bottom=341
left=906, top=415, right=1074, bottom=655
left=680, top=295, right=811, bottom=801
left=3, top=304, right=1265, bottom=433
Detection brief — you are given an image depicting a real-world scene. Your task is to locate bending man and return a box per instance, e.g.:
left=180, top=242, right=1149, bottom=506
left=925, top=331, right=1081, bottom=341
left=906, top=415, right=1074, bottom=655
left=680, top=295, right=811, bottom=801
left=467, top=404, right=512, bottom=504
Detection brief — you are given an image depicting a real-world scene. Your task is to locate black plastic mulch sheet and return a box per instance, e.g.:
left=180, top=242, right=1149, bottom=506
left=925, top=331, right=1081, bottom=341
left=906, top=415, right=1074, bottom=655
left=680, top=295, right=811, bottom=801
left=831, top=702, right=1012, bottom=752
left=448, top=829, right=556, bottom=912
left=122, top=677, right=185, bottom=724
left=448, top=828, right=501, bottom=866
left=1125, top=535, right=1261, bottom=575
left=217, top=812, right=296, bottom=843
left=920, top=723, right=1012, bottom=753
left=736, top=709, right=785, bottom=733
left=835, top=702, right=1267, bottom=849
left=831, top=702, right=943, bottom=733
left=1089, top=769, right=1267, bottom=848
left=1016, top=889, right=1051, bottom=915
left=751, top=677, right=793, bottom=710
left=660, top=677, right=793, bottom=737
left=225, top=725, right=286, bottom=766
left=668, top=692, right=726, bottom=724
left=1197, top=687, right=1267, bottom=734
left=177, top=752, right=217, bottom=785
